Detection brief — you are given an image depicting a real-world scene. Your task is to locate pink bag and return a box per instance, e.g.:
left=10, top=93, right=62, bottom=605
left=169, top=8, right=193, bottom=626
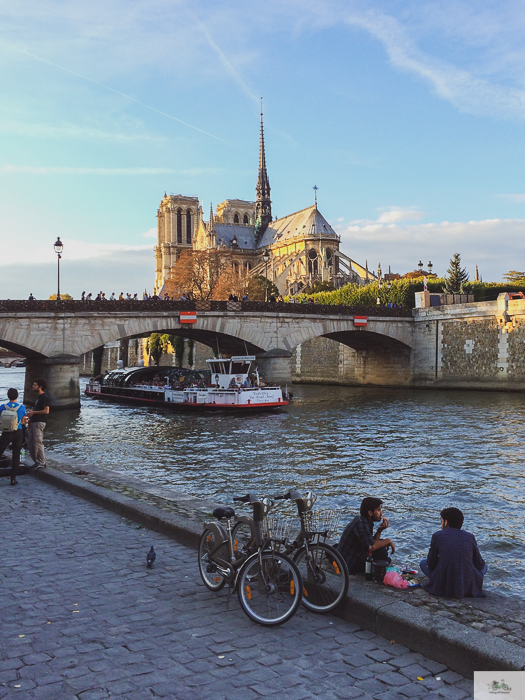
left=383, top=571, right=410, bottom=589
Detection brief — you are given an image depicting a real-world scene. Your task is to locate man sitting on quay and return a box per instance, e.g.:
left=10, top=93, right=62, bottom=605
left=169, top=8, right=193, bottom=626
left=337, top=497, right=396, bottom=574
left=421, top=507, right=487, bottom=598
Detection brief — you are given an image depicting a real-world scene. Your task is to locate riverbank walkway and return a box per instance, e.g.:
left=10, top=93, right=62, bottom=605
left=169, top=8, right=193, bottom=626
left=1, top=474, right=473, bottom=700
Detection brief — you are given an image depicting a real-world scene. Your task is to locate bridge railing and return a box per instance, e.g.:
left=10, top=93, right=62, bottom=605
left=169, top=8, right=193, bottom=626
left=0, top=299, right=413, bottom=317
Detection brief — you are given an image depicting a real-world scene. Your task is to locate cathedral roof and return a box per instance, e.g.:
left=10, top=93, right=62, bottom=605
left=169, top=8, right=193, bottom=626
left=215, top=223, right=256, bottom=249
left=258, top=204, right=339, bottom=249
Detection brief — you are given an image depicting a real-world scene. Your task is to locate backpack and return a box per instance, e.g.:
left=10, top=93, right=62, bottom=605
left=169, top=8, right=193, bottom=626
left=1, top=403, right=20, bottom=432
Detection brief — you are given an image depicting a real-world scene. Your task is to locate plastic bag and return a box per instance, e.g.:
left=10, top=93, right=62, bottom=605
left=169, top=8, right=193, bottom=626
left=383, top=571, right=410, bottom=589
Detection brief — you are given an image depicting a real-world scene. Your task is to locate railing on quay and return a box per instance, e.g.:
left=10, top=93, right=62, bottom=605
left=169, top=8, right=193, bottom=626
left=0, top=299, right=413, bottom=318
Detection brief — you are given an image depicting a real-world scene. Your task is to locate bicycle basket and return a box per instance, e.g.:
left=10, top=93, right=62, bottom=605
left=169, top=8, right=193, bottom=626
left=301, top=509, right=342, bottom=538
left=262, top=516, right=296, bottom=542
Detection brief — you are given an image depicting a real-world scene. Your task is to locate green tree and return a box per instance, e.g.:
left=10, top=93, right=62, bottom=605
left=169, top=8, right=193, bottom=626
left=187, top=339, right=194, bottom=368
left=170, top=336, right=185, bottom=368
left=503, top=271, right=525, bottom=284
left=246, top=274, right=279, bottom=301
left=443, top=253, right=470, bottom=294
left=146, top=333, right=170, bottom=366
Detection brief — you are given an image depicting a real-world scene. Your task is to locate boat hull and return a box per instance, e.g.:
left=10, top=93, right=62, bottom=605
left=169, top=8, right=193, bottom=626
left=84, top=387, right=288, bottom=411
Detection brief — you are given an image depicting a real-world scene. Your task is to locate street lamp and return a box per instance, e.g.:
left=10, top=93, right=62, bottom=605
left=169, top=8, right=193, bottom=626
left=418, top=260, right=423, bottom=274
left=263, top=249, right=270, bottom=302
left=54, top=237, right=63, bottom=301
left=428, top=261, right=433, bottom=275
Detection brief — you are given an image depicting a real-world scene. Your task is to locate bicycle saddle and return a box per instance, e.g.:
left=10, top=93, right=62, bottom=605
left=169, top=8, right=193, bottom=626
left=213, top=507, right=236, bottom=520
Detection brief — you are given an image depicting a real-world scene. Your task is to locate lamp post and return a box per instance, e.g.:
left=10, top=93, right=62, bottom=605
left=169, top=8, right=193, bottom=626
left=418, top=260, right=423, bottom=274
left=428, top=261, right=433, bottom=275
left=263, top=249, right=270, bottom=302
left=54, top=237, right=63, bottom=301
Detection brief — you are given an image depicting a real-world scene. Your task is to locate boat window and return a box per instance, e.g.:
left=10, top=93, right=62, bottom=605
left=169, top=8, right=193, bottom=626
left=231, top=362, right=250, bottom=374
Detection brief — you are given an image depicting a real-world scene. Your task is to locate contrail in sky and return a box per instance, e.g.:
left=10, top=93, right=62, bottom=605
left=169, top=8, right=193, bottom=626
left=191, top=14, right=259, bottom=106
left=10, top=46, right=233, bottom=146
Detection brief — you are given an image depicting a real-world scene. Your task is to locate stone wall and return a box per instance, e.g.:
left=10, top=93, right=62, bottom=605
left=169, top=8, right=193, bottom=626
left=440, top=319, right=499, bottom=379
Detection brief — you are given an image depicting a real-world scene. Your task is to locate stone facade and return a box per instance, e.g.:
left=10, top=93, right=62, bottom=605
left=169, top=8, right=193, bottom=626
left=440, top=319, right=499, bottom=379
left=155, top=116, right=370, bottom=297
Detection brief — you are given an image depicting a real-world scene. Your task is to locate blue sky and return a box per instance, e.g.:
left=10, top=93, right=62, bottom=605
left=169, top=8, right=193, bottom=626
left=2, top=0, right=525, bottom=298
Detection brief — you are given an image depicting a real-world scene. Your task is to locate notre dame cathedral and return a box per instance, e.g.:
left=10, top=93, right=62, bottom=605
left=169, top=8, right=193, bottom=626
left=154, top=115, right=372, bottom=297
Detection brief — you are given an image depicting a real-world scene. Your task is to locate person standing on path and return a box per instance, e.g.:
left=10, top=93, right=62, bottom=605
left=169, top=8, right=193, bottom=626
left=26, top=378, right=49, bottom=470
left=0, top=388, right=28, bottom=485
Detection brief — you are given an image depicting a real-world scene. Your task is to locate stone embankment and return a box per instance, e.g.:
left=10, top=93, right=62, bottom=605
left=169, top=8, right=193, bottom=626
left=19, top=452, right=525, bottom=679
left=2, top=474, right=475, bottom=700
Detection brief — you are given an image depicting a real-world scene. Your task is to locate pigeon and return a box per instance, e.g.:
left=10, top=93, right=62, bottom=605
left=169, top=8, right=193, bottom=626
left=146, top=546, right=156, bottom=568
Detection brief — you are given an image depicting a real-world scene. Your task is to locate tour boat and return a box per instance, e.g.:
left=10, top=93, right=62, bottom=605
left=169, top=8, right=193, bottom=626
left=85, top=355, right=290, bottom=411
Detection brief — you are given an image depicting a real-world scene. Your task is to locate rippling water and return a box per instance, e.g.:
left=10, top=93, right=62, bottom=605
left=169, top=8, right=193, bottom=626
left=2, top=367, right=524, bottom=597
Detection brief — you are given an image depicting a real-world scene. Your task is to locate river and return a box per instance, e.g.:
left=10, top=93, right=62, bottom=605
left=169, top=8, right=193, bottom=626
left=2, top=367, right=524, bottom=597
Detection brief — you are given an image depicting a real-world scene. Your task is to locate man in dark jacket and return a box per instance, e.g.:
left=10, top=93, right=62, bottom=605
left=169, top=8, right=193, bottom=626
left=337, top=497, right=396, bottom=574
left=421, top=507, right=487, bottom=598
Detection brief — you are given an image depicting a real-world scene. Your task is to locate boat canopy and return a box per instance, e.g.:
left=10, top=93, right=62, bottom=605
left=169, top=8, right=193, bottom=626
left=206, top=356, right=257, bottom=389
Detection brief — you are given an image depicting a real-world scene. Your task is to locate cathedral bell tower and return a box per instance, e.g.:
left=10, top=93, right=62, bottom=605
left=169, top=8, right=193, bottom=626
left=254, top=109, right=272, bottom=243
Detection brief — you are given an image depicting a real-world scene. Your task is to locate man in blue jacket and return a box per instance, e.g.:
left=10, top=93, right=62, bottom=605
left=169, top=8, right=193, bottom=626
left=0, top=388, right=27, bottom=485
left=421, top=507, right=487, bottom=598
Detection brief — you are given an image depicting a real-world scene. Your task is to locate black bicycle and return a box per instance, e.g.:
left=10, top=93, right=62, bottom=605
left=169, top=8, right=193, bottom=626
left=233, top=489, right=349, bottom=613
left=198, top=493, right=303, bottom=626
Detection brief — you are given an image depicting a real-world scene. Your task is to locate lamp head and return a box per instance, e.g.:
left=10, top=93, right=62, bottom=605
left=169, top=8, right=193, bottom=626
left=263, top=250, right=270, bottom=263
left=54, top=237, right=63, bottom=255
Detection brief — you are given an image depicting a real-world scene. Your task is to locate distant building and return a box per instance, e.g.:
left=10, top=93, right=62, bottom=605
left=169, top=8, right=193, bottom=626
left=155, top=114, right=373, bottom=297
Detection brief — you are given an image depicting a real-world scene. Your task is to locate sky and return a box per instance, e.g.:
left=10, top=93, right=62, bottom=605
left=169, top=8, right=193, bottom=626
left=2, top=0, right=525, bottom=298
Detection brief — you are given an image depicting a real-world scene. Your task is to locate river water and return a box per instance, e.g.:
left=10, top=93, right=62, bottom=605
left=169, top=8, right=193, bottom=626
left=2, top=367, right=524, bottom=597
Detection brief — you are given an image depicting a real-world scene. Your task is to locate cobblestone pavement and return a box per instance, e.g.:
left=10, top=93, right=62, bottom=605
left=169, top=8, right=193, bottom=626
left=41, top=454, right=525, bottom=650
left=0, top=476, right=473, bottom=700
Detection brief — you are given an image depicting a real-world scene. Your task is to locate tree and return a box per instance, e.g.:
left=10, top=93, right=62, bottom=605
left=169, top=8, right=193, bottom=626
left=166, top=250, right=231, bottom=300
left=48, top=293, right=73, bottom=300
left=146, top=333, right=170, bottom=366
left=171, top=336, right=185, bottom=368
left=443, top=253, right=470, bottom=294
left=246, top=274, right=279, bottom=301
left=187, top=339, right=194, bottom=368
left=503, top=271, right=525, bottom=284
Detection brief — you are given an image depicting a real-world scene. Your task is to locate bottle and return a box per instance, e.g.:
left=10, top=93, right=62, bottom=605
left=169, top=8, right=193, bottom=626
left=365, top=546, right=373, bottom=581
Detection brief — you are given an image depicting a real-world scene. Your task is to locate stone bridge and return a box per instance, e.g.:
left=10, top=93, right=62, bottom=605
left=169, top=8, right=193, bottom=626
left=0, top=295, right=523, bottom=408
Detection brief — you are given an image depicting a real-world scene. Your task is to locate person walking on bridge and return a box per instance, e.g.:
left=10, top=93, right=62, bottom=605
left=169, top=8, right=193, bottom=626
left=26, top=378, right=49, bottom=470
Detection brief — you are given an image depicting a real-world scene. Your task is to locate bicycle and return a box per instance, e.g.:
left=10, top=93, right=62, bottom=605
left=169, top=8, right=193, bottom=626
left=198, top=493, right=303, bottom=626
left=268, top=490, right=349, bottom=613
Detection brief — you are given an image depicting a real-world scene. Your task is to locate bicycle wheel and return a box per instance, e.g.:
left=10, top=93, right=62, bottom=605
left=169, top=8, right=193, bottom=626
left=231, top=520, right=255, bottom=558
left=237, top=550, right=302, bottom=626
left=198, top=529, right=226, bottom=591
left=293, top=542, right=349, bottom=613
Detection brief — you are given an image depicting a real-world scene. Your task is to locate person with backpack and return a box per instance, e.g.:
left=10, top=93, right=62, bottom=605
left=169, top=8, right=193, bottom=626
left=26, top=378, right=50, bottom=470
left=0, top=388, right=28, bottom=485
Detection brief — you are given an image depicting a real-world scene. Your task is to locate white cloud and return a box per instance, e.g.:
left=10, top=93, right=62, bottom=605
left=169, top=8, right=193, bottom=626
left=343, top=8, right=525, bottom=120
left=334, top=216, right=525, bottom=281
left=0, top=121, right=165, bottom=142
left=0, top=238, right=153, bottom=266
left=0, top=248, right=156, bottom=301
left=346, top=206, right=426, bottom=226
left=142, top=228, right=157, bottom=239
left=0, top=165, right=176, bottom=176
left=497, top=194, right=525, bottom=202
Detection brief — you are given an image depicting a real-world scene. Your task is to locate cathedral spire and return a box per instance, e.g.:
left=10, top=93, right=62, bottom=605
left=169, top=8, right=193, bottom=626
left=255, top=102, right=272, bottom=243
